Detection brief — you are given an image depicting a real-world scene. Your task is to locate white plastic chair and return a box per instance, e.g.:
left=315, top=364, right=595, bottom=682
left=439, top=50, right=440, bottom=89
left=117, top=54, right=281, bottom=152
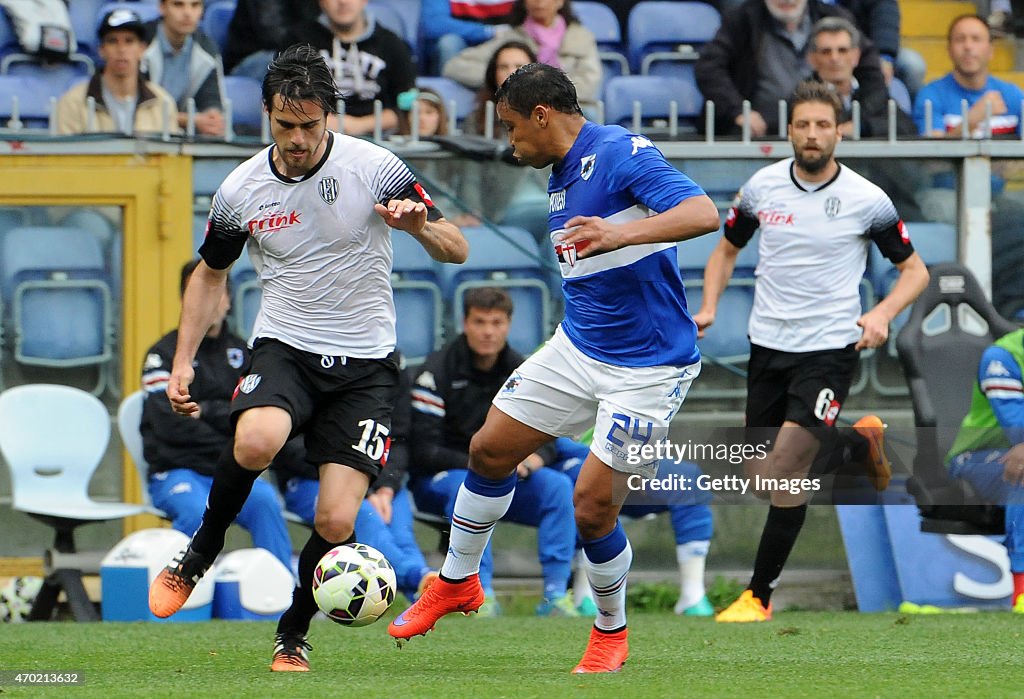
left=0, top=384, right=146, bottom=620
left=116, top=390, right=168, bottom=518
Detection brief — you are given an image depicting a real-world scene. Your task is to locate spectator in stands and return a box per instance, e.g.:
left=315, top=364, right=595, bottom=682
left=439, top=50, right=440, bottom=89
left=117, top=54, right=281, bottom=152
left=807, top=17, right=915, bottom=137
left=913, top=15, right=1023, bottom=138
left=695, top=0, right=886, bottom=137
left=443, top=0, right=602, bottom=110
left=465, top=40, right=536, bottom=137
left=836, top=0, right=926, bottom=97
left=408, top=287, right=580, bottom=617
left=140, top=259, right=292, bottom=569
left=222, top=0, right=319, bottom=79
left=946, top=326, right=1024, bottom=612
left=272, top=353, right=438, bottom=603
left=287, top=0, right=416, bottom=136
left=55, top=8, right=180, bottom=135
left=398, top=87, right=450, bottom=136
left=142, top=0, right=225, bottom=137
left=421, top=0, right=513, bottom=74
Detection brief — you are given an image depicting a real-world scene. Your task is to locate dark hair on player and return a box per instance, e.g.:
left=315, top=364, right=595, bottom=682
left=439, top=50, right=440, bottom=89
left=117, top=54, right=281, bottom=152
left=463, top=287, right=513, bottom=319
left=788, top=80, right=842, bottom=125
left=262, top=43, right=341, bottom=115
left=494, top=62, right=583, bottom=118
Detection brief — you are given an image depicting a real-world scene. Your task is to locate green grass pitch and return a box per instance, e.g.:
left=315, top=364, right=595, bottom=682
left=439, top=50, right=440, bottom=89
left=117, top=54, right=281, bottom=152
left=2, top=611, right=1023, bottom=697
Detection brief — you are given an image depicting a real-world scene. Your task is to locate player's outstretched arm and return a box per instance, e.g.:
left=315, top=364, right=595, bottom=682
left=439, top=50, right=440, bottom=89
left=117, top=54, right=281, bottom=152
left=560, top=194, right=719, bottom=258
left=169, top=260, right=231, bottom=416
left=855, top=252, right=929, bottom=350
left=376, top=199, right=468, bottom=263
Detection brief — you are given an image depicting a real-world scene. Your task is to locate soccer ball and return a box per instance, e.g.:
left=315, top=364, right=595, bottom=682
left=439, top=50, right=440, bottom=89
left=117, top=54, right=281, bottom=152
left=312, top=543, right=397, bottom=627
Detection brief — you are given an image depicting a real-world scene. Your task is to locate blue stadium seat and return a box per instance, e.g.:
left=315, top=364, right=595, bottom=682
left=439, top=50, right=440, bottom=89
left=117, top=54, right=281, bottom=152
left=1, top=57, right=92, bottom=93
left=193, top=158, right=241, bottom=196
left=415, top=76, right=476, bottom=124
left=0, top=227, right=113, bottom=395
left=680, top=159, right=754, bottom=204
left=628, top=1, right=720, bottom=74
left=575, top=1, right=630, bottom=77
left=370, top=0, right=418, bottom=54
left=68, top=0, right=107, bottom=60
left=228, top=249, right=259, bottom=338
left=443, top=226, right=554, bottom=354
left=201, top=0, right=236, bottom=55
left=0, top=75, right=57, bottom=128
left=602, top=75, right=702, bottom=132
left=391, top=231, right=443, bottom=362
left=499, top=193, right=550, bottom=245
left=223, top=75, right=263, bottom=131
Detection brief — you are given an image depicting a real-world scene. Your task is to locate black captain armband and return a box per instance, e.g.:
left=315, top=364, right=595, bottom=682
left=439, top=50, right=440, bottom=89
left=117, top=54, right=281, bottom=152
left=198, top=225, right=247, bottom=271
left=386, top=181, right=445, bottom=222
left=870, top=219, right=915, bottom=265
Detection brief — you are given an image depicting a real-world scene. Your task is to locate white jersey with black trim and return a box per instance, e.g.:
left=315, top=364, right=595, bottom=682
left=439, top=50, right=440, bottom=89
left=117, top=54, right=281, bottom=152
left=724, top=157, right=914, bottom=352
left=202, top=131, right=431, bottom=357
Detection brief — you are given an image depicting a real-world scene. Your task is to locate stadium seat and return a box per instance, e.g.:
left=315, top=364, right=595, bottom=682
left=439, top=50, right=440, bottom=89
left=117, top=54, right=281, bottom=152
left=392, top=230, right=443, bottom=363
left=443, top=226, right=554, bottom=355
left=1, top=226, right=114, bottom=395
left=370, top=0, right=418, bottom=54
left=628, top=1, right=720, bottom=75
left=0, top=74, right=58, bottom=129
left=415, top=76, right=476, bottom=124
left=0, top=6, right=19, bottom=59
left=116, top=390, right=170, bottom=519
left=680, top=159, right=754, bottom=206
left=223, top=74, right=263, bottom=132
left=685, top=279, right=755, bottom=398
left=0, top=384, right=146, bottom=620
left=201, top=0, right=236, bottom=55
left=192, top=158, right=241, bottom=197
left=602, top=75, right=702, bottom=133
left=67, top=0, right=106, bottom=60
left=574, top=1, right=630, bottom=77
left=499, top=192, right=550, bottom=245
left=895, top=263, right=1015, bottom=535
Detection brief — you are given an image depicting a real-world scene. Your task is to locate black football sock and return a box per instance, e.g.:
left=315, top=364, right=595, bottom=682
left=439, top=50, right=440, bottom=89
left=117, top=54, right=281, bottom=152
left=748, top=503, right=808, bottom=605
left=189, top=442, right=261, bottom=561
left=277, top=530, right=354, bottom=636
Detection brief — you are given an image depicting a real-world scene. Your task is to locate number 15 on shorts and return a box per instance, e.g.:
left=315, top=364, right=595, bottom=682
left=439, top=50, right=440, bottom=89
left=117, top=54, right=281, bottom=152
left=353, top=419, right=391, bottom=462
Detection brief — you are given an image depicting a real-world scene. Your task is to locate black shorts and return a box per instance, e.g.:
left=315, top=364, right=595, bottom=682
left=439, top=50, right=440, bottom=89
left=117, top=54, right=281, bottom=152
left=231, top=338, right=400, bottom=478
left=744, top=342, right=859, bottom=433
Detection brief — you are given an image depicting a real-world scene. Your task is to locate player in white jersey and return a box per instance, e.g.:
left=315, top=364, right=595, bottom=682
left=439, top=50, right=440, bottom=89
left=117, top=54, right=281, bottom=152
left=694, top=81, right=929, bottom=622
left=389, top=63, right=720, bottom=673
left=148, top=44, right=467, bottom=671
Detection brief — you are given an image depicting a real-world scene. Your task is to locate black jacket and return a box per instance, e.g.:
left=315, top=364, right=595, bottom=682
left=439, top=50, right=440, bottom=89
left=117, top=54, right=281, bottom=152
left=409, top=335, right=556, bottom=478
left=139, top=325, right=248, bottom=478
left=837, top=0, right=900, bottom=61
left=695, top=0, right=885, bottom=135
left=284, top=15, right=415, bottom=115
left=222, top=0, right=320, bottom=72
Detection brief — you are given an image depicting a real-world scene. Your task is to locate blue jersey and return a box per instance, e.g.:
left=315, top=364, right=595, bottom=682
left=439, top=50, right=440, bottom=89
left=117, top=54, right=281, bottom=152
left=547, top=122, right=705, bottom=368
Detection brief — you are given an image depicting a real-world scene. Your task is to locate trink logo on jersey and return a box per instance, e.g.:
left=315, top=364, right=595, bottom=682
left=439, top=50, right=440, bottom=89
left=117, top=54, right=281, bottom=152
left=247, top=210, right=301, bottom=235
left=757, top=209, right=795, bottom=226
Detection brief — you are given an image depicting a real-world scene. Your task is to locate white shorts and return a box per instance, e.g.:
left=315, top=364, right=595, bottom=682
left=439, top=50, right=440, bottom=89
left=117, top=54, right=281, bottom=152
left=492, top=326, right=700, bottom=477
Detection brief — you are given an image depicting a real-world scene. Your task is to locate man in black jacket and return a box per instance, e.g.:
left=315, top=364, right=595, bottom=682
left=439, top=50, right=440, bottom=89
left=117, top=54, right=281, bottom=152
left=806, top=16, right=915, bottom=137
left=140, top=259, right=292, bottom=568
left=408, top=287, right=579, bottom=616
left=286, top=0, right=416, bottom=136
left=695, top=0, right=886, bottom=137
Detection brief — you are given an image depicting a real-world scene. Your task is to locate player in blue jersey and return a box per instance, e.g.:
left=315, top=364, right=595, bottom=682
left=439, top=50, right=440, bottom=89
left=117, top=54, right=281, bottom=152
left=389, top=62, right=720, bottom=673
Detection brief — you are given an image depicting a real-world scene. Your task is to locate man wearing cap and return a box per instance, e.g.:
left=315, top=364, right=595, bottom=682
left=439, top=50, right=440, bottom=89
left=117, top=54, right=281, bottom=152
left=55, top=8, right=181, bottom=135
